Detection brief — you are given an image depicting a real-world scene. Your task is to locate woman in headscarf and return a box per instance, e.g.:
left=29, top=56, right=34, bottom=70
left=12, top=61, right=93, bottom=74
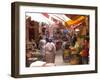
left=45, top=39, right=56, bottom=63
left=38, top=36, right=46, bottom=61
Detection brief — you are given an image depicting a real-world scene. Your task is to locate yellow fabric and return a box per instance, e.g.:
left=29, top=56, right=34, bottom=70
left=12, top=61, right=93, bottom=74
left=65, top=16, right=85, bottom=27
left=63, top=50, right=70, bottom=57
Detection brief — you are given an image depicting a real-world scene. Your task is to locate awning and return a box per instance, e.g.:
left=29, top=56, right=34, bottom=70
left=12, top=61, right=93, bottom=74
left=65, top=16, right=86, bottom=29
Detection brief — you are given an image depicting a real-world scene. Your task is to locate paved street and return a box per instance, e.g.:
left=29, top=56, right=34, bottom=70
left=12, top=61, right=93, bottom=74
left=55, top=49, right=68, bottom=66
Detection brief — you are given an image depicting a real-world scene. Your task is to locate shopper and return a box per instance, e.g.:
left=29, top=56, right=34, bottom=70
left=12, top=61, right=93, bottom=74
left=45, top=39, right=56, bottom=63
left=80, top=37, right=89, bottom=64
left=38, top=37, right=46, bottom=60
left=63, top=44, right=71, bottom=63
left=31, top=39, right=37, bottom=50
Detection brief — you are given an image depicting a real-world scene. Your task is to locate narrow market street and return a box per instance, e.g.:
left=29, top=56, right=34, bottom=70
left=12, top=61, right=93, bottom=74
left=26, top=13, right=89, bottom=67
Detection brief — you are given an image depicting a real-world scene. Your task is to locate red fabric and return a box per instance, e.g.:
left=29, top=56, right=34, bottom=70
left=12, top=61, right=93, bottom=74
left=42, top=13, right=49, bottom=18
left=80, top=49, right=89, bottom=57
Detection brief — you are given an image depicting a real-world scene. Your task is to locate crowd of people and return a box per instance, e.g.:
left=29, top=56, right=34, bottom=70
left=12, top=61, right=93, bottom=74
left=26, top=24, right=89, bottom=67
